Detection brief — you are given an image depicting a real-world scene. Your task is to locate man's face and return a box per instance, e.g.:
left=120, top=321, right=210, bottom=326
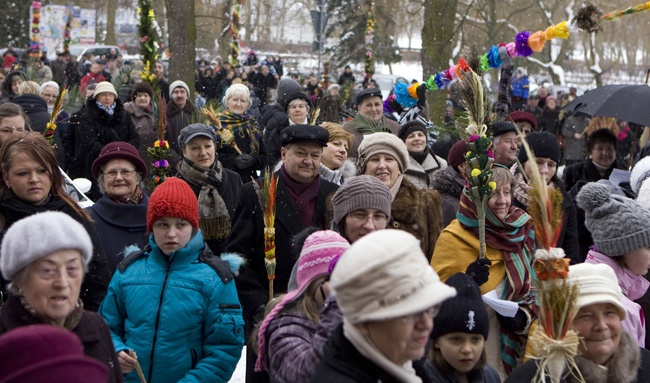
left=280, top=142, right=323, bottom=184
left=358, top=96, right=383, bottom=123
left=260, top=65, right=269, bottom=75
left=172, top=87, right=188, bottom=108
left=154, top=62, right=164, bottom=77
left=90, top=63, right=101, bottom=74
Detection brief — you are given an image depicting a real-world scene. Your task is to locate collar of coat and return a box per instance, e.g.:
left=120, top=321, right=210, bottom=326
left=570, top=331, right=640, bottom=383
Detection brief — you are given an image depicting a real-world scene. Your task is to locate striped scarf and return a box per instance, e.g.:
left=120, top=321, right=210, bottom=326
left=217, top=109, right=263, bottom=154
left=457, top=190, right=537, bottom=373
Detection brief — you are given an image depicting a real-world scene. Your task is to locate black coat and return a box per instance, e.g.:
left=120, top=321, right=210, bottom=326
left=0, top=192, right=111, bottom=311
left=514, top=185, right=580, bottom=264
left=12, top=94, right=65, bottom=166
left=0, top=294, right=123, bottom=383
left=225, top=174, right=338, bottom=324
left=563, top=159, right=620, bottom=192
left=68, top=98, right=139, bottom=197
left=311, top=325, right=432, bottom=383
left=176, top=164, right=242, bottom=256
left=86, top=194, right=149, bottom=274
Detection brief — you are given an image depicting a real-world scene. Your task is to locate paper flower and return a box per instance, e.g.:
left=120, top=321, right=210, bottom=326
left=471, top=168, right=481, bottom=178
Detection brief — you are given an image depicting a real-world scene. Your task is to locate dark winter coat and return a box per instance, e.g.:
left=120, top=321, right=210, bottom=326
left=12, top=94, right=65, bottom=165
left=252, top=73, right=278, bottom=106
left=166, top=100, right=197, bottom=168
left=563, top=158, right=620, bottom=192
left=123, top=101, right=157, bottom=164
left=338, top=72, right=356, bottom=86
left=431, top=166, right=465, bottom=228
left=513, top=184, right=580, bottom=264
left=311, top=325, right=432, bottom=383
left=538, top=106, right=560, bottom=135
left=317, top=94, right=344, bottom=124
left=68, top=98, right=140, bottom=197
left=505, top=331, right=650, bottom=383
left=176, top=163, right=242, bottom=256
left=86, top=194, right=149, bottom=274
left=225, top=174, right=338, bottom=325
left=198, top=74, right=220, bottom=102
left=0, top=191, right=111, bottom=312
left=0, top=294, right=123, bottom=383
left=422, top=360, right=500, bottom=383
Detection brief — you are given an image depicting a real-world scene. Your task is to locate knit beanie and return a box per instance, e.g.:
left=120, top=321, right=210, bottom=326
left=518, top=131, right=561, bottom=164
left=332, top=175, right=392, bottom=225
left=447, top=140, right=468, bottom=170
left=331, top=230, right=456, bottom=324
left=569, top=263, right=626, bottom=319
left=146, top=177, right=199, bottom=233
left=397, top=120, right=428, bottom=142
left=576, top=182, right=650, bottom=257
left=357, top=132, right=409, bottom=173
left=0, top=325, right=109, bottom=383
left=93, top=81, right=117, bottom=99
left=431, top=273, right=489, bottom=340
left=276, top=78, right=302, bottom=106
left=1, top=212, right=94, bottom=281
left=169, top=80, right=190, bottom=99
left=630, top=156, right=650, bottom=194
left=255, top=230, right=349, bottom=372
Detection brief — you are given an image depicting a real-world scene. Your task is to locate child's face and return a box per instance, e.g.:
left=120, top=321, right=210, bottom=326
left=152, top=217, right=194, bottom=255
left=435, top=332, right=484, bottom=374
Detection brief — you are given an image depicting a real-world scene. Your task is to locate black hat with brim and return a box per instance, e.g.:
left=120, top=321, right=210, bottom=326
left=281, top=124, right=330, bottom=147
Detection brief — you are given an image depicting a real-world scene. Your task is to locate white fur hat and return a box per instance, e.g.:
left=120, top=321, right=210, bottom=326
left=630, top=156, right=650, bottom=194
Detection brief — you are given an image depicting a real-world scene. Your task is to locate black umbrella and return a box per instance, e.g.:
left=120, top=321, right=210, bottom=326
left=563, top=84, right=650, bottom=126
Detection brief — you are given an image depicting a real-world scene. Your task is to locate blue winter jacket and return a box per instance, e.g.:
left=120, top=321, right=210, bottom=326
left=99, top=231, right=245, bottom=383
left=511, top=75, right=529, bottom=99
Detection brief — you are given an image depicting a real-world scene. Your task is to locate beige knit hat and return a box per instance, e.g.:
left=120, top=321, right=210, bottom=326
left=357, top=132, right=409, bottom=173
left=331, top=230, right=456, bottom=324
left=569, top=263, right=626, bottom=319
left=92, top=81, right=117, bottom=99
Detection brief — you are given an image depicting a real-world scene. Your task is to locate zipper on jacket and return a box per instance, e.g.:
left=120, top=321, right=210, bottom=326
left=147, top=258, right=172, bottom=382
left=190, top=349, right=198, bottom=369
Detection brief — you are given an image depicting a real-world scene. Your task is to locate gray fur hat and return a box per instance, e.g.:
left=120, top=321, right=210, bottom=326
left=1, top=212, right=93, bottom=280
left=576, top=182, right=650, bottom=257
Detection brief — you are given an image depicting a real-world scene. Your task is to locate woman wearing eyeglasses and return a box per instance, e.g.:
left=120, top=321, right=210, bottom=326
left=357, top=132, right=443, bottom=260
left=312, top=230, right=457, bottom=383
left=0, top=132, right=110, bottom=311
left=86, top=141, right=150, bottom=275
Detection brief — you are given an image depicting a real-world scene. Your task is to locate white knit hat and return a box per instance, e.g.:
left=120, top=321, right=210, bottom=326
left=169, top=80, right=190, bottom=98
left=331, top=230, right=456, bottom=324
left=631, top=156, right=650, bottom=194
left=92, top=81, right=117, bottom=99
left=569, top=263, right=626, bottom=319
left=1, top=212, right=93, bottom=281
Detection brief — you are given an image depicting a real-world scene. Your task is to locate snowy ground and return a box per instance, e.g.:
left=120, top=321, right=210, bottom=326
left=228, top=346, right=247, bottom=383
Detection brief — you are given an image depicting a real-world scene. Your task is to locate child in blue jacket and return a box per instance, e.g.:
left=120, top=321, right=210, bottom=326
left=100, top=177, right=245, bottom=383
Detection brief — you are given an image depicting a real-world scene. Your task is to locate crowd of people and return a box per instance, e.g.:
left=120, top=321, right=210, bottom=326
left=1, top=43, right=650, bottom=383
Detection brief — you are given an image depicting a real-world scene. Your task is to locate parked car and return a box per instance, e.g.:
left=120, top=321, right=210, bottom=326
left=372, top=74, right=409, bottom=100
left=68, top=44, right=123, bottom=60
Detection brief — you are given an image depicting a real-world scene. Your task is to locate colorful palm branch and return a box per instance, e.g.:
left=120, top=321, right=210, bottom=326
left=44, top=87, right=68, bottom=145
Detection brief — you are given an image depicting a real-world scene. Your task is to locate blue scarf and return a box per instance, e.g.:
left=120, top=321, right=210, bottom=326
left=96, top=101, right=116, bottom=116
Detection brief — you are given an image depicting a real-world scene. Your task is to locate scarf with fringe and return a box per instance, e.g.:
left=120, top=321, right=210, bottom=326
left=217, top=109, right=263, bottom=154
left=177, top=159, right=231, bottom=241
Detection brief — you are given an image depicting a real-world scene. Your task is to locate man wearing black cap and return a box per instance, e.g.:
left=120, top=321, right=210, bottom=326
left=227, top=123, right=338, bottom=382
left=343, top=88, right=400, bottom=161
left=492, top=121, right=520, bottom=167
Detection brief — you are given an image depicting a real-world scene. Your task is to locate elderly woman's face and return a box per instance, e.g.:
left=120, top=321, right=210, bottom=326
left=288, top=99, right=309, bottom=124
left=226, top=92, right=249, bottom=115
left=487, top=182, right=511, bottom=220
left=364, top=153, right=400, bottom=188
left=358, top=308, right=435, bottom=365
left=18, top=250, right=83, bottom=325
left=96, top=92, right=116, bottom=108
left=102, top=158, right=138, bottom=199
left=572, top=303, right=622, bottom=365
left=182, top=136, right=215, bottom=169
left=589, top=141, right=616, bottom=169
left=134, top=91, right=151, bottom=109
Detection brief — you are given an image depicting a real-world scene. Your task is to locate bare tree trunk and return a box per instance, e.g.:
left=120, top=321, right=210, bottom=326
left=217, top=0, right=233, bottom=61
left=421, top=0, right=458, bottom=126
left=105, top=0, right=118, bottom=45
left=166, top=0, right=196, bottom=99
left=154, top=0, right=167, bottom=44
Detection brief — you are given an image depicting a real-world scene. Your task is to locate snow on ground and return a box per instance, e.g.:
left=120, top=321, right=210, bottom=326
left=228, top=346, right=247, bottom=383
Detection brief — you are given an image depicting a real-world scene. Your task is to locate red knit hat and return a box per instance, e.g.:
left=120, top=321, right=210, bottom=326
left=146, top=177, right=199, bottom=233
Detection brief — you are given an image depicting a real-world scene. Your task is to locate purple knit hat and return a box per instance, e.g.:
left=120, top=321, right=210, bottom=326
left=255, top=230, right=350, bottom=372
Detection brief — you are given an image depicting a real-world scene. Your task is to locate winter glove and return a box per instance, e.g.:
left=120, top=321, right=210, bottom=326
left=417, top=83, right=427, bottom=103
left=234, top=154, right=255, bottom=170
left=388, top=97, right=404, bottom=115
left=496, top=309, right=528, bottom=333
left=465, top=258, right=492, bottom=286
left=498, top=45, right=512, bottom=67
